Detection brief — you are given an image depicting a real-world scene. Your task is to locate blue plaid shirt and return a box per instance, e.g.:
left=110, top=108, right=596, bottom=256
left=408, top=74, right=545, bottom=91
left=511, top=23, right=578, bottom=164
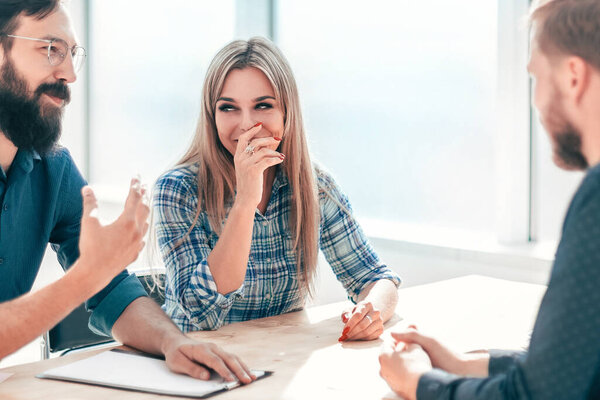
left=153, top=164, right=401, bottom=332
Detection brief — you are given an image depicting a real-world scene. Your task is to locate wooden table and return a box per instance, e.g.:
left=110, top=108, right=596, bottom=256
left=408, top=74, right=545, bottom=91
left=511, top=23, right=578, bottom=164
left=0, top=275, right=546, bottom=399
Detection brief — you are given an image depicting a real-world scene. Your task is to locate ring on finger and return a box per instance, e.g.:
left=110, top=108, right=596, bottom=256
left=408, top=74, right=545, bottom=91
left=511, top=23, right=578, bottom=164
left=366, top=315, right=373, bottom=324
left=244, top=145, right=255, bottom=155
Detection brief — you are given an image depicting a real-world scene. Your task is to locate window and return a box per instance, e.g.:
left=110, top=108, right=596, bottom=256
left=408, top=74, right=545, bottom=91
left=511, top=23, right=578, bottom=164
left=276, top=0, right=498, bottom=238
left=78, top=0, right=577, bottom=248
left=88, top=1, right=236, bottom=191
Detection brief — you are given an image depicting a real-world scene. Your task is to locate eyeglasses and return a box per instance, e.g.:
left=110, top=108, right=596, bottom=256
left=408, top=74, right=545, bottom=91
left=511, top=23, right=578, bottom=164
left=1, top=34, right=86, bottom=72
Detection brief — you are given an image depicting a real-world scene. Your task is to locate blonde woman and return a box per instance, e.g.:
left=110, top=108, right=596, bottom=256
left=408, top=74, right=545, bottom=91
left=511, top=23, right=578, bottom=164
left=153, top=37, right=400, bottom=341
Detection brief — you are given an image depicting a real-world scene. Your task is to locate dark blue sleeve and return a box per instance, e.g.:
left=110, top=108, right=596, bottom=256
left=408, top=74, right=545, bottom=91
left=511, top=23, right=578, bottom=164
left=48, top=149, right=147, bottom=336
left=488, top=350, right=525, bottom=375
left=417, top=173, right=600, bottom=400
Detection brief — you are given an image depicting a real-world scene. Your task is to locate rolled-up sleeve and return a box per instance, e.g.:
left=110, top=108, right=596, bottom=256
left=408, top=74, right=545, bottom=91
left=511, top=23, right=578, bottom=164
left=153, top=171, right=243, bottom=331
left=86, top=273, right=148, bottom=335
left=317, top=170, right=401, bottom=303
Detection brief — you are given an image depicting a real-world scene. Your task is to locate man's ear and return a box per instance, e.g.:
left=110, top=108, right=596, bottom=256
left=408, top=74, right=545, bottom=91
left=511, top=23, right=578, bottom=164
left=564, top=56, right=591, bottom=105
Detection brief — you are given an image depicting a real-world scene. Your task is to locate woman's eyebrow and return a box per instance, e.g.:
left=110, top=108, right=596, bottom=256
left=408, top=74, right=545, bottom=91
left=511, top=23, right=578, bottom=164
left=254, top=95, right=276, bottom=102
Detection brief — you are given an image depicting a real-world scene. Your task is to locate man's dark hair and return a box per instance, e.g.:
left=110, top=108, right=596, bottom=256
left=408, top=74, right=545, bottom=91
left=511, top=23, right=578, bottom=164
left=0, top=0, right=60, bottom=51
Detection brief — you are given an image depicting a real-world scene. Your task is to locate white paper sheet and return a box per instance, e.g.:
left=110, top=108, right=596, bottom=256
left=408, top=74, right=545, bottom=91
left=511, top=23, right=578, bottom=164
left=37, top=350, right=267, bottom=397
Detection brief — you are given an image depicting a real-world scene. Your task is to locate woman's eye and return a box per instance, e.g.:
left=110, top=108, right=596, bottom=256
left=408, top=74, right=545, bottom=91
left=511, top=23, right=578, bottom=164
left=256, top=103, right=273, bottom=110
left=218, top=104, right=236, bottom=112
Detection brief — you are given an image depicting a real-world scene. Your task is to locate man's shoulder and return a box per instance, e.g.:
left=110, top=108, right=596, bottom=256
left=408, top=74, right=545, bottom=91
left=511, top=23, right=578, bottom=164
left=35, top=147, right=86, bottom=198
left=584, top=163, right=600, bottom=184
left=561, top=164, right=600, bottom=233
left=572, top=165, right=600, bottom=209
left=38, top=146, right=77, bottom=171
left=41, top=146, right=73, bottom=161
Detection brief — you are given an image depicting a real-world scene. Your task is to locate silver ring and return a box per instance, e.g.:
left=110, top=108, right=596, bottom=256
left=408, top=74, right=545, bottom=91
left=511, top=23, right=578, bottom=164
left=366, top=315, right=373, bottom=324
left=244, top=145, right=255, bottom=155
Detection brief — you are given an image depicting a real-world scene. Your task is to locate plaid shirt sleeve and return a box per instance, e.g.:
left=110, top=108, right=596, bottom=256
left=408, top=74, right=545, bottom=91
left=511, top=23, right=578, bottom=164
left=153, top=167, right=244, bottom=331
left=317, top=169, right=402, bottom=303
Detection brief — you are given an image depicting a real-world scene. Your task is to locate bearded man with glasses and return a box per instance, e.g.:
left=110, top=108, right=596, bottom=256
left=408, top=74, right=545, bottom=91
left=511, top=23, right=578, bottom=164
left=0, top=0, right=254, bottom=384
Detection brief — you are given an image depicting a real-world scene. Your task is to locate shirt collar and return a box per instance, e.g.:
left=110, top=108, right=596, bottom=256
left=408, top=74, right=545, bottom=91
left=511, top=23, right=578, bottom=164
left=15, top=148, right=41, bottom=174
left=271, top=166, right=289, bottom=195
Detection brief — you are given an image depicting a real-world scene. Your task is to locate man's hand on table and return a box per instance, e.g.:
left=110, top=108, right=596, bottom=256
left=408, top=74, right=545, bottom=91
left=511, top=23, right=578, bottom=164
left=379, top=338, right=432, bottom=400
left=162, top=336, right=256, bottom=384
left=391, top=326, right=490, bottom=377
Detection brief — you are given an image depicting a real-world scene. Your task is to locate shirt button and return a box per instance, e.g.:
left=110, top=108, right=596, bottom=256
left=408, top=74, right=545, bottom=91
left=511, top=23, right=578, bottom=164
left=2, top=204, right=7, bottom=211
left=265, top=294, right=271, bottom=300
left=262, top=221, right=268, bottom=226
left=265, top=258, right=271, bottom=264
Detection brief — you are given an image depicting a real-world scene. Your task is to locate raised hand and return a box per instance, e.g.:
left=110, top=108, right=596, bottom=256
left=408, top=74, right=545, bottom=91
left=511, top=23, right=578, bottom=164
left=77, top=178, right=150, bottom=293
left=233, top=122, right=284, bottom=209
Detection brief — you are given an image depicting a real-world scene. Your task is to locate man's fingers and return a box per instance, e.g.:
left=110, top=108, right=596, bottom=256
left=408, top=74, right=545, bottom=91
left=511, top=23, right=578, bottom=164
left=140, top=222, right=150, bottom=237
left=185, top=346, right=236, bottom=382
left=81, top=186, right=98, bottom=218
left=122, top=178, right=143, bottom=218
left=391, top=329, right=422, bottom=340
left=167, top=349, right=211, bottom=380
left=391, top=330, right=429, bottom=347
left=381, top=340, right=398, bottom=354
left=213, top=347, right=255, bottom=384
left=405, top=343, right=423, bottom=352
left=136, top=201, right=151, bottom=227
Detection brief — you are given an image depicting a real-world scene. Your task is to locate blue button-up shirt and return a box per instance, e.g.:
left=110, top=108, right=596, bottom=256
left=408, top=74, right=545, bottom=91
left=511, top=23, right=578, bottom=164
left=0, top=147, right=147, bottom=336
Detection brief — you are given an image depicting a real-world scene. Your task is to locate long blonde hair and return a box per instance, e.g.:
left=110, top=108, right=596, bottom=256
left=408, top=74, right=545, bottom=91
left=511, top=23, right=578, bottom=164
left=178, top=37, right=320, bottom=295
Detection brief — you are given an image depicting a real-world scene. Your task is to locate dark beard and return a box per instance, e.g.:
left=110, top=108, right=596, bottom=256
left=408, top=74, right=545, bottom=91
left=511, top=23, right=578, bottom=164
left=554, top=128, right=589, bottom=170
left=0, top=58, right=70, bottom=154
left=544, top=90, right=589, bottom=171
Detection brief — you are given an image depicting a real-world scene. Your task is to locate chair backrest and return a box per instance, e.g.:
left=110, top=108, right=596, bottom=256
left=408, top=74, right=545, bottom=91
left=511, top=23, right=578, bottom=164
left=43, top=270, right=165, bottom=356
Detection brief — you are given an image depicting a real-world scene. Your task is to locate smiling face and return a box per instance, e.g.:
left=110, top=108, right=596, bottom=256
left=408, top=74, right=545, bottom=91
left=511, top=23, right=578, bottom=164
left=214, top=67, right=285, bottom=155
left=2, top=4, right=78, bottom=107
left=0, top=4, right=79, bottom=153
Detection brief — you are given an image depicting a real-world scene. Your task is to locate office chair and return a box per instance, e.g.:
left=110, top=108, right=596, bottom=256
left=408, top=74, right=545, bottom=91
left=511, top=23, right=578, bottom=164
left=41, top=270, right=165, bottom=359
